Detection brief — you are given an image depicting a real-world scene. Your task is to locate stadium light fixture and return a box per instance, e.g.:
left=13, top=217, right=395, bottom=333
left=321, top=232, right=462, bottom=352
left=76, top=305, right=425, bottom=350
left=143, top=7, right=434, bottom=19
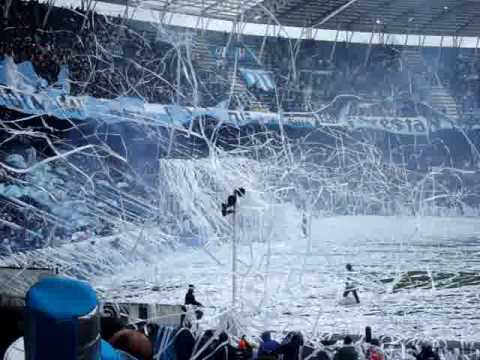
left=220, top=187, right=246, bottom=308
left=221, top=187, right=246, bottom=216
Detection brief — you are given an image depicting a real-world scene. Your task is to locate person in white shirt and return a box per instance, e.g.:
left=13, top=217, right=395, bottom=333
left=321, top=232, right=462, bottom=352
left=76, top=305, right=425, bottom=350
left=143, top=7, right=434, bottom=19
left=343, top=264, right=360, bottom=304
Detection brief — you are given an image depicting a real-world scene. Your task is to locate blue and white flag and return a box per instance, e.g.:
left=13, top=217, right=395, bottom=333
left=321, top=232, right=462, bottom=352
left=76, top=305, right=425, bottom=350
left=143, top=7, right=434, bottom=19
left=240, top=68, right=276, bottom=92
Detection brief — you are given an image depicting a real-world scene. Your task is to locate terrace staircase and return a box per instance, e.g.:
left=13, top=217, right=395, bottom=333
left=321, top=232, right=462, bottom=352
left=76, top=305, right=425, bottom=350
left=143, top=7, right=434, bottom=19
left=429, top=85, right=459, bottom=119
left=192, top=35, right=216, bottom=73
left=226, top=71, right=268, bottom=112
left=192, top=34, right=267, bottom=111
left=402, top=49, right=426, bottom=73
left=402, top=48, right=459, bottom=119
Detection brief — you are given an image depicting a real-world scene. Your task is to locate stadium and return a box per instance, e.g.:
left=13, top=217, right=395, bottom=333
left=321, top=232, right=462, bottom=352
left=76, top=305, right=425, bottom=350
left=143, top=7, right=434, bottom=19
left=0, top=0, right=480, bottom=358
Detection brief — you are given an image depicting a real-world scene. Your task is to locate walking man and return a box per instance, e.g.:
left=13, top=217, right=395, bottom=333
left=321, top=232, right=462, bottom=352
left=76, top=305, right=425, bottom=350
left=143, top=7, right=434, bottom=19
left=343, top=264, right=360, bottom=304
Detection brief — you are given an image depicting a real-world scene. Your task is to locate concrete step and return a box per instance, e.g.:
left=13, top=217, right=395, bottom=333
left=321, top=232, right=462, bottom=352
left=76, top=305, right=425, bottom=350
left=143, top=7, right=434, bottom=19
left=402, top=50, right=427, bottom=72
left=192, top=36, right=216, bottom=73
left=192, top=35, right=267, bottom=111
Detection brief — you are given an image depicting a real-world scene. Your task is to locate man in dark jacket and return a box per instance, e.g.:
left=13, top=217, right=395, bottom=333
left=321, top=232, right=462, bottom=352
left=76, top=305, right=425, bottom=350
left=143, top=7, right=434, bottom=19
left=184, top=285, right=204, bottom=322
left=213, top=332, right=236, bottom=360
left=275, top=332, right=303, bottom=360
left=416, top=343, right=440, bottom=360
left=185, top=285, right=203, bottom=306
left=333, top=336, right=359, bottom=360
left=175, top=325, right=195, bottom=360
left=195, top=329, right=216, bottom=360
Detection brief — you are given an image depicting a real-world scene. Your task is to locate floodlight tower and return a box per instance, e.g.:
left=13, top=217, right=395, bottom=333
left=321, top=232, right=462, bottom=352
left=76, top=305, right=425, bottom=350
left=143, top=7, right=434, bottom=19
left=221, top=187, right=246, bottom=307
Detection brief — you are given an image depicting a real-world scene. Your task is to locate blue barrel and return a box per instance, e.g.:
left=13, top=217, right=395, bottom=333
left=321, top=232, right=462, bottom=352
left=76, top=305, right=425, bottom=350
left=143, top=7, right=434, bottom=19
left=24, top=277, right=124, bottom=360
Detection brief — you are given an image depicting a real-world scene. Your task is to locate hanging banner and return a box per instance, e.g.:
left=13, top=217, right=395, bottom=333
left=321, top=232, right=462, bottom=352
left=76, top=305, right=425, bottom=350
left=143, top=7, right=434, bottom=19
left=0, top=56, right=476, bottom=136
left=1, top=83, right=475, bottom=135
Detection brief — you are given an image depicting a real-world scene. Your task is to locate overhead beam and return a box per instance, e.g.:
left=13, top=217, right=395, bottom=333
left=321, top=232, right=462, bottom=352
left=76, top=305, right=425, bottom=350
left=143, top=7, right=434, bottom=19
left=45, top=0, right=480, bottom=47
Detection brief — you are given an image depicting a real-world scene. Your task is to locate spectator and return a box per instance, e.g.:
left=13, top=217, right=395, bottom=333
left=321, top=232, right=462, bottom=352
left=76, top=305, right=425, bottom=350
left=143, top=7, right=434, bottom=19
left=175, top=324, right=195, bottom=360
left=109, top=329, right=153, bottom=360
left=276, top=332, right=304, bottom=360
left=257, top=331, right=280, bottom=359
left=195, top=329, right=217, bottom=360
left=365, top=339, right=384, bottom=360
left=238, top=335, right=253, bottom=360
left=416, top=343, right=440, bottom=360
left=333, top=336, right=359, bottom=360
left=213, top=332, right=236, bottom=360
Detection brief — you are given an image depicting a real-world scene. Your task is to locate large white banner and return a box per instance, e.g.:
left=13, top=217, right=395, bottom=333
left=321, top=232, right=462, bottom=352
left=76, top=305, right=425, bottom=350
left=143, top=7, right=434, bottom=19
left=0, top=85, right=475, bottom=136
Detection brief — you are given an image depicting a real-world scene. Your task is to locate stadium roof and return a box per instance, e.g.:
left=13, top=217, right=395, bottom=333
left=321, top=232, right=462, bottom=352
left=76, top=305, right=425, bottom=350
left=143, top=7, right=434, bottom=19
left=96, top=0, right=480, bottom=37
left=93, top=0, right=264, bottom=20
left=49, top=0, right=480, bottom=48
left=246, top=0, right=480, bottom=37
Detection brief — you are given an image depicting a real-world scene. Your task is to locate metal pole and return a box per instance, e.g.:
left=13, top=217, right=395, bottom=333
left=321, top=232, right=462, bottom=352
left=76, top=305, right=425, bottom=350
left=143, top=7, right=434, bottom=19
left=364, top=28, right=375, bottom=67
left=232, top=204, right=237, bottom=307
left=329, top=29, right=339, bottom=62
left=432, top=173, right=436, bottom=215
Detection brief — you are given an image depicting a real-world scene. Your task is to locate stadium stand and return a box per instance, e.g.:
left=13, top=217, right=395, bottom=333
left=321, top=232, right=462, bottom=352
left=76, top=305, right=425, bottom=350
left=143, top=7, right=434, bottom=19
left=0, top=0, right=479, bottom=254
left=2, top=0, right=480, bottom=117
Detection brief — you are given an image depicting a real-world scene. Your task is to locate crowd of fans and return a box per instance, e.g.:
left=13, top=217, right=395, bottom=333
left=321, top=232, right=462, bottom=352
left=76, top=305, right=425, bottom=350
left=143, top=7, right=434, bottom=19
left=0, top=0, right=479, bottom=118
left=0, top=136, right=141, bottom=254
left=0, top=1, right=478, bottom=254
left=0, top=115, right=127, bottom=255
left=204, top=33, right=480, bottom=121
left=103, top=318, right=451, bottom=360
left=0, top=199, right=51, bottom=253
left=0, top=195, right=114, bottom=255
left=90, top=287, right=462, bottom=360
left=0, top=277, right=459, bottom=360
left=0, top=0, right=177, bottom=102
left=205, top=35, right=411, bottom=114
